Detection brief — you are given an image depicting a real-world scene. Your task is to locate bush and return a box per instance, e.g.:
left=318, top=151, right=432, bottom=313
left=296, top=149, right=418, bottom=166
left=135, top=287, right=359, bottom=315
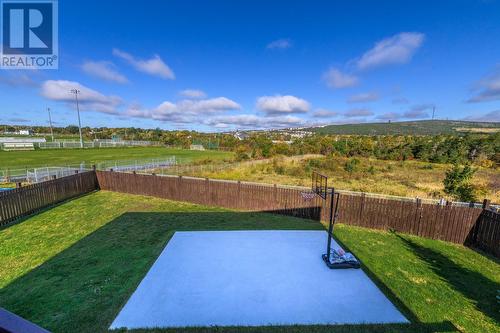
left=443, top=164, right=477, bottom=202
left=307, top=158, right=322, bottom=169
left=344, top=158, right=360, bottom=174
left=234, top=146, right=250, bottom=161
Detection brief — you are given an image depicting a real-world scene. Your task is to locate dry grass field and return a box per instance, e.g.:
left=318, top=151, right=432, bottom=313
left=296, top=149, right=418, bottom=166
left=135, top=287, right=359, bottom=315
left=173, top=156, right=500, bottom=203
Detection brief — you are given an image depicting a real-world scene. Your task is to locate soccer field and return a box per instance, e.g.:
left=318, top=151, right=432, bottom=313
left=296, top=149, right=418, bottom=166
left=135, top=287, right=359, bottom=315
left=0, top=147, right=233, bottom=170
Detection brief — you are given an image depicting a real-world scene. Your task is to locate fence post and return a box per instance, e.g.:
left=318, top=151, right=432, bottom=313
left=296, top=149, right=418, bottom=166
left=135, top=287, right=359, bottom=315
left=482, top=199, right=491, bottom=210
left=471, top=199, right=491, bottom=247
left=359, top=193, right=366, bottom=225
left=92, top=164, right=96, bottom=171
left=237, top=180, right=241, bottom=208
left=414, top=198, right=423, bottom=236
left=206, top=178, right=210, bottom=205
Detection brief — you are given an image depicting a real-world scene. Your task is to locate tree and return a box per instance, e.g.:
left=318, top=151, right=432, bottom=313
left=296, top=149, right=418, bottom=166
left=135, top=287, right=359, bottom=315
left=65, top=125, right=80, bottom=134
left=443, top=164, right=477, bottom=202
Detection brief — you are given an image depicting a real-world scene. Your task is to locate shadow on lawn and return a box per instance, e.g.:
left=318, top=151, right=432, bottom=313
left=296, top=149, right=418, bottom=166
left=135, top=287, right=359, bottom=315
left=398, top=235, right=500, bottom=326
left=0, top=210, right=456, bottom=333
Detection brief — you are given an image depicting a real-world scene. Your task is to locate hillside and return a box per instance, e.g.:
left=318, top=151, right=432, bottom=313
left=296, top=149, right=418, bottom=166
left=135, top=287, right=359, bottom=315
left=312, top=120, right=500, bottom=135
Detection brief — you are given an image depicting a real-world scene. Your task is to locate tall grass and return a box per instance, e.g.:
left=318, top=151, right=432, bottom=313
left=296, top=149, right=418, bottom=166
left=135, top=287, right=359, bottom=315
left=175, top=155, right=499, bottom=202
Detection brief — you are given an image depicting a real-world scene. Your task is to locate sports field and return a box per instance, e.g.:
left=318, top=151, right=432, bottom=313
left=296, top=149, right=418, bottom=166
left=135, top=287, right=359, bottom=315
left=0, top=147, right=233, bottom=170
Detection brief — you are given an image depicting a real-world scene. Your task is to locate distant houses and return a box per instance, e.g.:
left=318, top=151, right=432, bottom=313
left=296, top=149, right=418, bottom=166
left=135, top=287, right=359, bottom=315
left=233, top=131, right=250, bottom=141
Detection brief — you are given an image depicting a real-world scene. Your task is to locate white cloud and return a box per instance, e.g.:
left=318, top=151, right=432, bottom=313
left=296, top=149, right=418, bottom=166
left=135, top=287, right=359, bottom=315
left=179, top=89, right=207, bottom=99
left=40, top=80, right=122, bottom=114
left=344, top=108, right=374, bottom=118
left=267, top=38, right=292, bottom=49
left=356, top=32, right=425, bottom=70
left=176, top=97, right=240, bottom=113
left=323, top=68, right=359, bottom=89
left=113, top=48, right=175, bottom=79
left=376, top=112, right=401, bottom=121
left=256, top=95, right=310, bottom=115
left=312, top=109, right=339, bottom=118
left=206, top=114, right=305, bottom=129
left=81, top=61, right=128, bottom=84
left=127, top=97, right=241, bottom=124
left=467, top=68, right=500, bottom=103
left=463, top=110, right=500, bottom=122
left=403, top=104, right=434, bottom=118
left=347, top=92, right=379, bottom=103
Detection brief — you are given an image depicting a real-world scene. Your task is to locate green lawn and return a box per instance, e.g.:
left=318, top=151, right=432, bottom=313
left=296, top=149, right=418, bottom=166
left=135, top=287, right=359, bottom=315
left=0, top=191, right=498, bottom=333
left=0, top=147, right=233, bottom=170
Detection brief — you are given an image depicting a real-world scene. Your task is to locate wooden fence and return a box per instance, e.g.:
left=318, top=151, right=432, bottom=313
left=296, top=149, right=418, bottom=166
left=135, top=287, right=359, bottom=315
left=96, top=171, right=499, bottom=257
left=466, top=208, right=500, bottom=257
left=1, top=170, right=498, bottom=257
left=0, top=171, right=98, bottom=226
left=96, top=171, right=325, bottom=221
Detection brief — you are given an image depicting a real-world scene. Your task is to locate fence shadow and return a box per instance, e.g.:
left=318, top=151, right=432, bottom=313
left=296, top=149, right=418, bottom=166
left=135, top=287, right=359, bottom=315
left=398, top=235, right=500, bottom=325
left=1, top=210, right=458, bottom=333
left=464, top=209, right=500, bottom=258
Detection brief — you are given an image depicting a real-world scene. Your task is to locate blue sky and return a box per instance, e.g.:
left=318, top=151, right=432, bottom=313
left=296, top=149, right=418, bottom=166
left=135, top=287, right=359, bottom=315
left=1, top=0, right=500, bottom=131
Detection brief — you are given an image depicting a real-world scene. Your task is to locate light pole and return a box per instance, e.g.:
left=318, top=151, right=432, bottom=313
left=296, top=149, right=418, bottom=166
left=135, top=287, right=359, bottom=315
left=47, top=107, right=54, bottom=142
left=70, top=89, right=83, bottom=148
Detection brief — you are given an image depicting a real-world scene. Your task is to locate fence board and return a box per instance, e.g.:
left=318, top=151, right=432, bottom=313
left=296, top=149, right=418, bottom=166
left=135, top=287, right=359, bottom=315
left=95, top=171, right=498, bottom=254
left=0, top=171, right=98, bottom=226
left=2, top=170, right=498, bottom=258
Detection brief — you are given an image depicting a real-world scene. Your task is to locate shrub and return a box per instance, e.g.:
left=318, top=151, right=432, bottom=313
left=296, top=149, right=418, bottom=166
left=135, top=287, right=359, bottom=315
left=344, top=158, right=360, bottom=174
left=443, top=164, right=477, bottom=202
left=234, top=146, right=250, bottom=161
left=307, top=159, right=322, bottom=169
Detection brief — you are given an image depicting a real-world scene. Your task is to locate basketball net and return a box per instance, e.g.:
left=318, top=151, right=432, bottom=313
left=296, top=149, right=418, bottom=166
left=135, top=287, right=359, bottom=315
left=300, top=191, right=317, bottom=201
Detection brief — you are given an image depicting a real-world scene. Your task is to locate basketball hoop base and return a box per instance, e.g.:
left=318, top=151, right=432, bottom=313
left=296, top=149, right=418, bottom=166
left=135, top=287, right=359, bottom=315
left=322, top=253, right=361, bottom=269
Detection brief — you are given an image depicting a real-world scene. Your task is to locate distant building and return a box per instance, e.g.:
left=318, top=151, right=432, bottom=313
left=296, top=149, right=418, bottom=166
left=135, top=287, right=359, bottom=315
left=0, top=137, right=46, bottom=143
left=233, top=131, right=249, bottom=140
left=18, top=129, right=33, bottom=135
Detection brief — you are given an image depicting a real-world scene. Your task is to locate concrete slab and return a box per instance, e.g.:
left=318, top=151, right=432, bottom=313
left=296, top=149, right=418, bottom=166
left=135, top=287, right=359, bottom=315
left=110, top=230, right=408, bottom=329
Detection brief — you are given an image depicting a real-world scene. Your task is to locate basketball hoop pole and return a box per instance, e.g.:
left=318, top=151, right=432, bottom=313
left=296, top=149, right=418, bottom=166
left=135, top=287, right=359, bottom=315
left=325, top=188, right=339, bottom=263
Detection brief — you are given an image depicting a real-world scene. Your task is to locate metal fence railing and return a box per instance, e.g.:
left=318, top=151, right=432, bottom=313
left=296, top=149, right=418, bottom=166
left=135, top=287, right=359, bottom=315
left=1, top=157, right=177, bottom=184
left=96, top=157, right=177, bottom=173
left=26, top=165, right=89, bottom=183
left=36, top=140, right=162, bottom=149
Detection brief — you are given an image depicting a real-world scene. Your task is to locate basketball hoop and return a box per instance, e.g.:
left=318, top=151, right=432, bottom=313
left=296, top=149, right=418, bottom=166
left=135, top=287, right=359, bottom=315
left=301, top=191, right=317, bottom=201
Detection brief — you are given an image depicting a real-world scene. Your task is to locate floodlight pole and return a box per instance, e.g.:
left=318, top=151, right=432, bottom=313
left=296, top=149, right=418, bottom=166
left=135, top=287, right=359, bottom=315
left=70, top=89, right=84, bottom=148
left=47, top=107, right=54, bottom=142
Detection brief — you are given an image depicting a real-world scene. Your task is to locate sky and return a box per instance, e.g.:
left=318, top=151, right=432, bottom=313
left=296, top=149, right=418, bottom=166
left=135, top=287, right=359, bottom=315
left=1, top=0, right=500, bottom=131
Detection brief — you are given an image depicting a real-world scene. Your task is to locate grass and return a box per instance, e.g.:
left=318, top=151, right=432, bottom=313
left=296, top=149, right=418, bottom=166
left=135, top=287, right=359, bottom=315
left=0, top=147, right=233, bottom=170
left=180, top=155, right=500, bottom=203
left=0, top=191, right=499, bottom=333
